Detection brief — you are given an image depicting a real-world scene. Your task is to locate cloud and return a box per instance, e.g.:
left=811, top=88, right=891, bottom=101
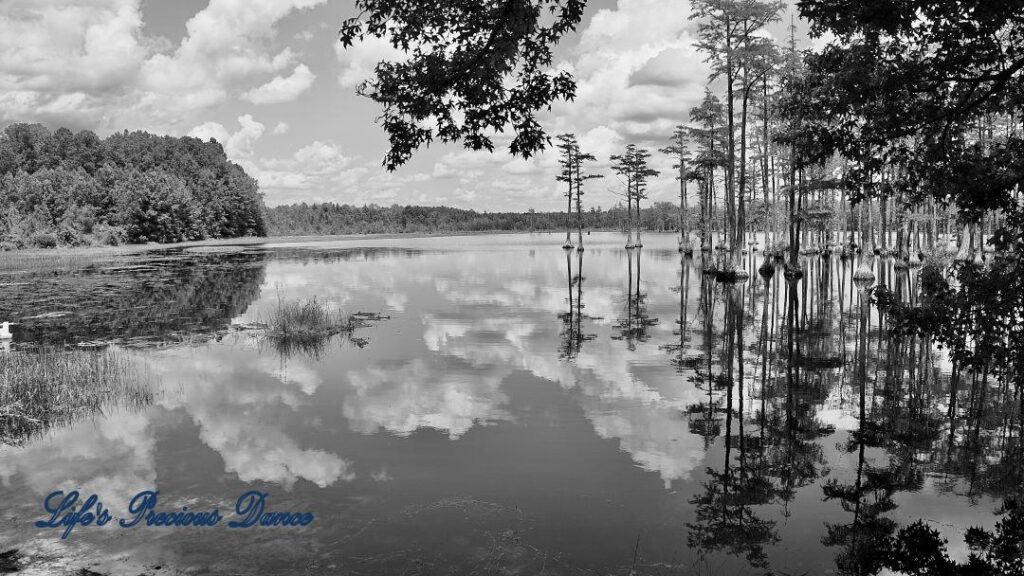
left=137, top=0, right=324, bottom=121
left=551, top=0, right=710, bottom=139
left=0, top=0, right=327, bottom=133
left=629, top=48, right=703, bottom=89
left=188, top=114, right=265, bottom=159
left=272, top=121, right=290, bottom=135
left=0, top=0, right=149, bottom=128
left=335, top=34, right=407, bottom=88
left=185, top=115, right=369, bottom=205
left=242, top=64, right=316, bottom=104
left=151, top=349, right=355, bottom=489
left=344, top=358, right=511, bottom=439
left=0, top=411, right=157, bottom=513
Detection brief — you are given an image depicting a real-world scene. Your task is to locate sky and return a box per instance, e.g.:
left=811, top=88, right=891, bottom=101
left=0, top=0, right=813, bottom=210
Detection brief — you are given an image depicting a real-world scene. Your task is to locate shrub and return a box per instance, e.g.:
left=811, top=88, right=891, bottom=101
left=89, top=224, right=127, bottom=246
left=56, top=226, right=86, bottom=247
left=29, top=232, right=57, bottom=248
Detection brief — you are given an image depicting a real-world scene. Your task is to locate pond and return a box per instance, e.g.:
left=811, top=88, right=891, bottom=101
left=0, top=232, right=1016, bottom=575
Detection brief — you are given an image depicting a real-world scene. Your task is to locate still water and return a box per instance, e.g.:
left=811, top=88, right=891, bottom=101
left=0, top=232, right=1014, bottom=575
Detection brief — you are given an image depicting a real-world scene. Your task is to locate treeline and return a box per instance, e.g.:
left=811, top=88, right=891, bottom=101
left=265, top=202, right=708, bottom=235
left=0, top=123, right=266, bottom=249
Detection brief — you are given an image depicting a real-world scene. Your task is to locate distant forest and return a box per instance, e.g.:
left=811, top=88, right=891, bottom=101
left=0, top=123, right=266, bottom=249
left=265, top=202, right=702, bottom=235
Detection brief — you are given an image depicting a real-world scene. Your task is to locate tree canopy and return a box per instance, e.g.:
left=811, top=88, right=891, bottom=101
left=339, top=0, right=586, bottom=170
left=0, top=123, right=266, bottom=248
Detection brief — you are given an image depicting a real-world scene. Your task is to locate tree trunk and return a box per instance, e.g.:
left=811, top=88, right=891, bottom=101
left=880, top=196, right=889, bottom=252
left=725, top=18, right=737, bottom=268
left=738, top=76, right=750, bottom=255
left=564, top=182, right=573, bottom=247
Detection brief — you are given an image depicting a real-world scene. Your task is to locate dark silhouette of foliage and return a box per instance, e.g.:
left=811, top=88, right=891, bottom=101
left=882, top=497, right=1024, bottom=576
left=338, top=0, right=586, bottom=169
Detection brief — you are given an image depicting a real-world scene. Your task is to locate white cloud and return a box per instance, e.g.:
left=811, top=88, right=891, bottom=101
left=0, top=0, right=149, bottom=128
left=550, top=0, right=709, bottom=140
left=335, top=34, right=408, bottom=88
left=272, top=121, right=290, bottom=135
left=0, top=0, right=327, bottom=133
left=247, top=140, right=369, bottom=205
left=188, top=114, right=265, bottom=159
left=137, top=0, right=327, bottom=119
left=344, top=358, right=511, bottom=439
left=185, top=115, right=367, bottom=205
left=242, top=64, right=316, bottom=104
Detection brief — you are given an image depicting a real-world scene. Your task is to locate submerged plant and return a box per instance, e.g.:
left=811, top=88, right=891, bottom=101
left=0, top=347, right=154, bottom=445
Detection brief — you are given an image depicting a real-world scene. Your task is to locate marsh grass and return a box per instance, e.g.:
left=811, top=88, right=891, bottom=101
left=261, top=297, right=371, bottom=359
left=0, top=246, right=139, bottom=274
left=0, top=347, right=154, bottom=445
left=267, top=297, right=358, bottom=338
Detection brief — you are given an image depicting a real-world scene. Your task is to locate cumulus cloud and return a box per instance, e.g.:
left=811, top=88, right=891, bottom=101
left=0, top=412, right=157, bottom=513
left=0, top=0, right=326, bottom=133
left=259, top=141, right=356, bottom=191
left=188, top=114, right=265, bottom=159
left=0, top=0, right=149, bottom=128
left=629, top=48, right=703, bottom=89
left=335, top=34, right=408, bottom=88
left=139, top=0, right=325, bottom=115
left=344, top=358, right=511, bottom=439
left=151, top=349, right=355, bottom=489
left=242, top=64, right=316, bottom=104
left=550, top=0, right=710, bottom=141
left=185, top=115, right=364, bottom=204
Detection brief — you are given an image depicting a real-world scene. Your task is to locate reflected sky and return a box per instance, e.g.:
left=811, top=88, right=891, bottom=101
left=0, top=233, right=1010, bottom=575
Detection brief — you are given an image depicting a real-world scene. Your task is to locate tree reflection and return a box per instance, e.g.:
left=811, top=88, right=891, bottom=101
left=614, top=248, right=658, bottom=349
left=2, top=248, right=268, bottom=346
left=559, top=249, right=595, bottom=359
left=687, top=285, right=780, bottom=570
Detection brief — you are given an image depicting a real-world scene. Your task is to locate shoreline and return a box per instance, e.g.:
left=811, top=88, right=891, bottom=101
left=0, top=229, right=630, bottom=258
left=0, top=230, right=602, bottom=272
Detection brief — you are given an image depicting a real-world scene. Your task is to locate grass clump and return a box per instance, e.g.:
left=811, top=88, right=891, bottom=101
left=260, top=297, right=390, bottom=358
left=0, top=347, right=154, bottom=445
left=263, top=298, right=360, bottom=358
left=267, top=298, right=357, bottom=340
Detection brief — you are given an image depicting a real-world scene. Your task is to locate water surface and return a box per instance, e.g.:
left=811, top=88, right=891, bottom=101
left=0, top=232, right=1013, bottom=575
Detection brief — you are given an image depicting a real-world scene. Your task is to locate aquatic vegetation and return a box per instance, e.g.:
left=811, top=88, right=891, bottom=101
left=0, top=245, right=137, bottom=274
left=0, top=247, right=267, bottom=347
left=0, top=347, right=153, bottom=445
left=261, top=298, right=388, bottom=359
left=266, top=298, right=357, bottom=340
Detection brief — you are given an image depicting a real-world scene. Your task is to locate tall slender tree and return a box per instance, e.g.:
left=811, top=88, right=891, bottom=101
left=689, top=89, right=727, bottom=254
left=611, top=144, right=638, bottom=248
left=572, top=143, right=603, bottom=251
left=693, top=0, right=782, bottom=271
left=660, top=126, right=693, bottom=253
left=556, top=133, right=578, bottom=248
left=631, top=146, right=659, bottom=248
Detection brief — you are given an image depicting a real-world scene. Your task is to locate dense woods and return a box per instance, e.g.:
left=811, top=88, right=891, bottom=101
left=265, top=202, right=696, bottom=235
left=0, top=123, right=266, bottom=249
